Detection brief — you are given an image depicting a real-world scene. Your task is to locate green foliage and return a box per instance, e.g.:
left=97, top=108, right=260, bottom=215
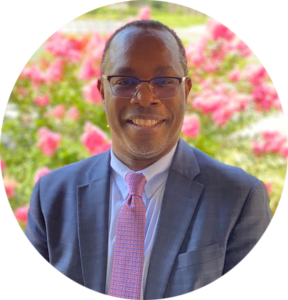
left=1, top=5, right=286, bottom=226
left=150, top=1, right=169, bottom=10
left=125, top=0, right=150, bottom=8
left=77, top=2, right=207, bottom=28
left=151, top=13, right=207, bottom=28
left=83, top=6, right=138, bottom=19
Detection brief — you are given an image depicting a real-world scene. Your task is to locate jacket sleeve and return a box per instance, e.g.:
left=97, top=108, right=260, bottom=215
left=25, top=178, right=49, bottom=261
left=223, top=180, right=272, bottom=274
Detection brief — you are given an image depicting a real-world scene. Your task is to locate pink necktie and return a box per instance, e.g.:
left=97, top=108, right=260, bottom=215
left=109, top=172, right=147, bottom=300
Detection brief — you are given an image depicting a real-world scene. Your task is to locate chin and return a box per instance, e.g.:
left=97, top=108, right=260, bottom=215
left=126, top=140, right=173, bottom=160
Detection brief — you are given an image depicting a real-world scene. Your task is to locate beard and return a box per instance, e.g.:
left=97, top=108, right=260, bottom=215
left=111, top=127, right=180, bottom=162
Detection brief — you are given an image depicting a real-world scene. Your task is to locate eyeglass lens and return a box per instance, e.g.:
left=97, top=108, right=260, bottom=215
left=110, top=77, right=180, bottom=99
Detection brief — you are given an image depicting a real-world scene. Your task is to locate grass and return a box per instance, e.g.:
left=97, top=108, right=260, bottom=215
left=77, top=9, right=208, bottom=28
left=152, top=13, right=207, bottom=28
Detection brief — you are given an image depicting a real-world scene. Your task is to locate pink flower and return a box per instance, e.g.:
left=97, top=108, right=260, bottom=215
left=15, top=87, right=29, bottom=97
left=45, top=32, right=81, bottom=63
left=69, top=35, right=88, bottom=52
left=211, top=101, right=238, bottom=126
left=252, top=83, right=280, bottom=111
left=193, top=93, right=220, bottom=114
left=203, top=60, right=218, bottom=73
left=94, top=47, right=105, bottom=63
left=1, top=159, right=5, bottom=172
left=81, top=122, right=111, bottom=155
left=228, top=67, right=241, bottom=82
left=21, top=65, right=45, bottom=85
left=67, top=106, right=79, bottom=121
left=182, top=114, right=200, bottom=138
left=234, top=93, right=253, bottom=111
left=234, top=40, right=251, bottom=57
left=45, top=58, right=63, bottom=83
left=252, top=131, right=288, bottom=157
left=49, top=105, right=66, bottom=119
left=261, top=132, right=287, bottom=153
left=198, top=78, right=213, bottom=90
left=282, top=146, right=288, bottom=158
left=31, top=66, right=45, bottom=84
left=207, top=19, right=235, bottom=41
left=79, top=58, right=101, bottom=81
left=244, top=65, right=268, bottom=86
left=86, top=33, right=107, bottom=61
left=82, top=79, right=102, bottom=104
left=4, top=178, right=17, bottom=198
left=34, top=167, right=51, bottom=184
left=37, top=127, right=61, bottom=156
left=186, top=41, right=206, bottom=67
left=193, top=83, right=249, bottom=126
left=34, top=95, right=50, bottom=107
left=14, top=206, right=29, bottom=226
left=252, top=141, right=263, bottom=156
left=139, top=7, right=151, bottom=20
left=210, top=42, right=229, bottom=61
left=19, top=65, right=31, bottom=79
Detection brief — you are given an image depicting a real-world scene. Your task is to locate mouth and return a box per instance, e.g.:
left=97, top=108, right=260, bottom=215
left=127, top=118, right=165, bottom=129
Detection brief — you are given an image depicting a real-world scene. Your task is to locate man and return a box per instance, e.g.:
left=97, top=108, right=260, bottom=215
left=26, top=20, right=272, bottom=299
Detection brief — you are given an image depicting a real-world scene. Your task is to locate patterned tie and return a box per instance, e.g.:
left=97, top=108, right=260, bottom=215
left=109, top=172, right=147, bottom=300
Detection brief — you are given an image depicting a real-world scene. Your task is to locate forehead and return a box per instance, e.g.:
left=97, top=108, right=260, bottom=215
left=105, top=27, right=183, bottom=77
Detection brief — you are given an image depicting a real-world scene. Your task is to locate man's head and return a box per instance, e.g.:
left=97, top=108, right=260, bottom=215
left=100, top=20, right=188, bottom=76
left=97, top=20, right=192, bottom=170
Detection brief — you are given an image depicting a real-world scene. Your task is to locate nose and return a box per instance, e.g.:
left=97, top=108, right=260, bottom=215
left=130, top=83, right=161, bottom=107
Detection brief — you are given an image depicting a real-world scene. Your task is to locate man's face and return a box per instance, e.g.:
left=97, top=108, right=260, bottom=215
left=98, top=27, right=192, bottom=164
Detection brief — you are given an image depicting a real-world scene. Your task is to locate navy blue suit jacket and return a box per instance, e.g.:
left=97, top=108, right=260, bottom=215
left=26, top=138, right=271, bottom=298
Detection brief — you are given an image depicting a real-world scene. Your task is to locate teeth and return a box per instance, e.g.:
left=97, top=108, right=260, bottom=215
left=131, top=119, right=160, bottom=126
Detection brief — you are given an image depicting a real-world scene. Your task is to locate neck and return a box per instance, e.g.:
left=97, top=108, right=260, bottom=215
left=112, top=146, right=175, bottom=171
left=113, top=153, right=161, bottom=171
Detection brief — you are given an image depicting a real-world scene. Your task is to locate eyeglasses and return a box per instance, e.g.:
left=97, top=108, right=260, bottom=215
left=101, top=75, right=187, bottom=99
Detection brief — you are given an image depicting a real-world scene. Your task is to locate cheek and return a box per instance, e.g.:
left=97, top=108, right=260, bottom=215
left=171, top=100, right=186, bottom=123
left=104, top=100, right=125, bottom=126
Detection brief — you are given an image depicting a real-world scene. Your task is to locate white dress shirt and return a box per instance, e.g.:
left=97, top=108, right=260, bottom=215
left=105, top=145, right=177, bottom=299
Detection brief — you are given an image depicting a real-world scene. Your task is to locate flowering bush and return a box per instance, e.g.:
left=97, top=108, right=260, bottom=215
left=0, top=7, right=286, bottom=229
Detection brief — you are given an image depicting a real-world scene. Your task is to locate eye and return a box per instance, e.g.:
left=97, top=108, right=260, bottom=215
left=153, top=78, right=176, bottom=85
left=114, top=78, right=138, bottom=86
left=116, top=80, right=132, bottom=85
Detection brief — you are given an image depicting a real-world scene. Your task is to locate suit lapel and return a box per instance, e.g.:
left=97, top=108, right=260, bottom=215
left=76, top=140, right=203, bottom=297
left=144, top=139, right=204, bottom=299
left=77, top=150, right=111, bottom=293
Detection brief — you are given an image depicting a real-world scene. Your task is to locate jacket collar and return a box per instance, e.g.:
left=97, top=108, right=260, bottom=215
left=144, top=139, right=204, bottom=299
left=77, top=139, right=204, bottom=297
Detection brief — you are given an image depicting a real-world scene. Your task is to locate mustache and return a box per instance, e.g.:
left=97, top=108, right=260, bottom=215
left=125, top=108, right=167, bottom=120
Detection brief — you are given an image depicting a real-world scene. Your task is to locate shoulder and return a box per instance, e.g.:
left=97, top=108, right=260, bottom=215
left=192, top=146, right=257, bottom=186
left=175, top=139, right=259, bottom=189
left=189, top=145, right=270, bottom=213
left=173, top=139, right=258, bottom=185
left=38, top=150, right=111, bottom=192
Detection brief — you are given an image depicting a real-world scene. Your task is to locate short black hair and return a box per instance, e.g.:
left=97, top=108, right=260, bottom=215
left=100, top=20, right=188, bottom=75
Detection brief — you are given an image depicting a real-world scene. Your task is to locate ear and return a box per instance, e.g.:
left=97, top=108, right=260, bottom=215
left=184, top=78, right=192, bottom=111
left=97, top=78, right=106, bottom=111
left=184, top=77, right=192, bottom=104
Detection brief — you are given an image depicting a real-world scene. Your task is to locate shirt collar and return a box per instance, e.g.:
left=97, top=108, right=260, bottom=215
left=110, top=143, right=177, bottom=199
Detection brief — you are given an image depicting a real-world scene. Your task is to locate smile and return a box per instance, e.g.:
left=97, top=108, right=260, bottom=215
left=128, top=119, right=165, bottom=132
left=130, top=118, right=162, bottom=126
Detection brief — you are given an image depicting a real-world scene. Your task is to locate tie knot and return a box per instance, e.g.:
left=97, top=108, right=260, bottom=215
left=125, top=172, right=147, bottom=197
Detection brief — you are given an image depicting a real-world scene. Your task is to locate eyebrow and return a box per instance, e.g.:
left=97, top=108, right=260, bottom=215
left=113, top=66, right=175, bottom=76
left=154, top=66, right=174, bottom=74
left=114, top=67, right=135, bottom=75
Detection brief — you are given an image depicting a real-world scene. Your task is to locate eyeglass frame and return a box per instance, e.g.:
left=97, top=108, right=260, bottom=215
left=101, top=75, right=188, bottom=99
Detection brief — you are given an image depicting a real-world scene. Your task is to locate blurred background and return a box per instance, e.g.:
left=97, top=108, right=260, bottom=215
left=0, top=0, right=286, bottom=230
